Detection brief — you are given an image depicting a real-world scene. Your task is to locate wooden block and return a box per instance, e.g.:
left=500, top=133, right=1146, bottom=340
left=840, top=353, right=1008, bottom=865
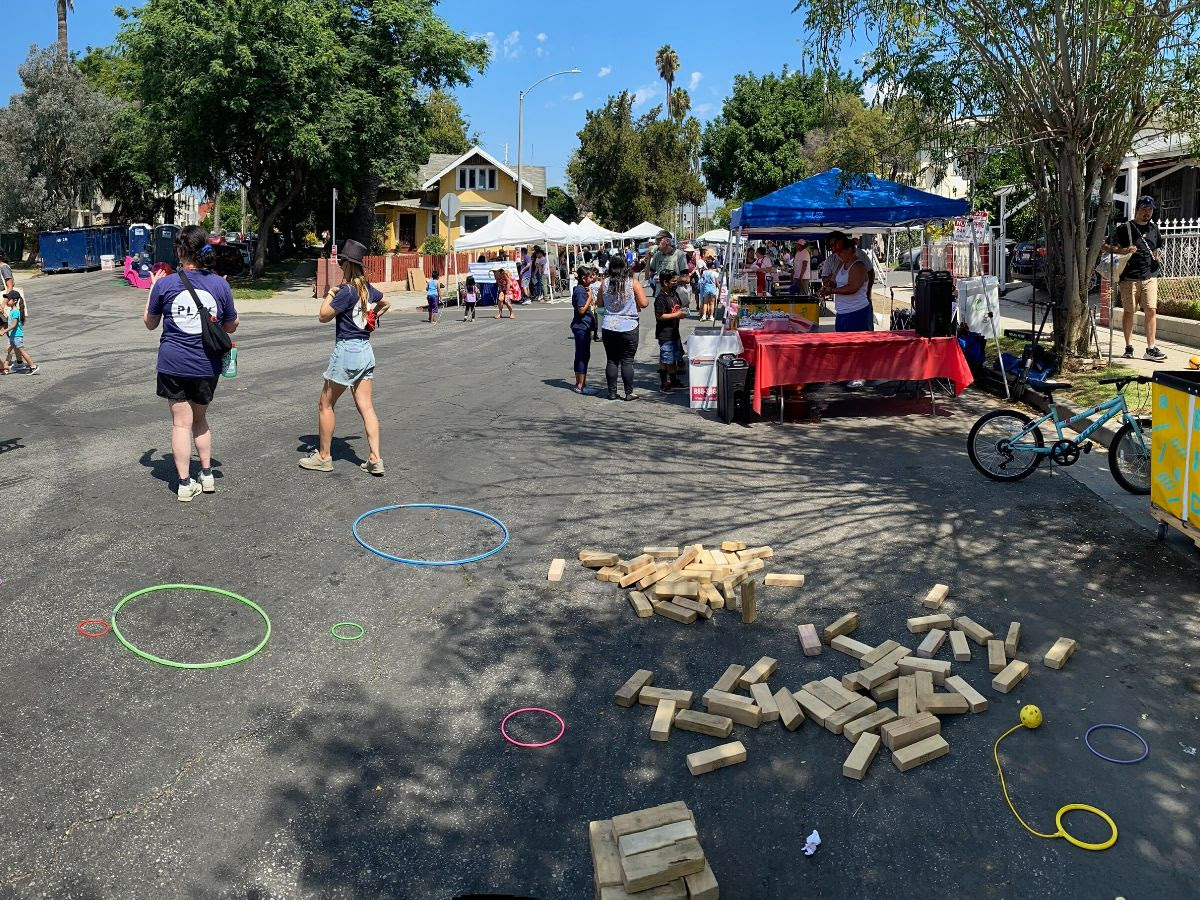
left=740, top=580, right=757, bottom=624
left=750, top=682, right=779, bottom=722
left=673, top=708, right=734, bottom=739
left=703, top=689, right=755, bottom=708
left=668, top=545, right=700, bottom=574
left=763, top=573, right=805, bottom=588
left=738, top=656, right=778, bottom=687
left=620, top=836, right=706, bottom=891
left=590, top=819, right=625, bottom=891
left=601, top=883, right=686, bottom=900
left=686, top=740, right=747, bottom=776
left=992, top=659, right=1030, bottom=693
left=638, top=564, right=672, bottom=591
left=612, top=801, right=691, bottom=837
left=949, top=629, right=972, bottom=662
left=651, top=699, right=676, bottom=742
left=872, top=677, right=900, bottom=701
left=916, top=628, right=947, bottom=659
left=842, top=672, right=869, bottom=692
left=655, top=579, right=700, bottom=600
left=860, top=639, right=904, bottom=668
left=919, top=693, right=969, bottom=715
left=843, top=707, right=898, bottom=743
left=987, top=639, right=1007, bottom=674
left=614, top=559, right=635, bottom=575
left=679, top=566, right=714, bottom=584
left=944, top=674, right=989, bottom=713
left=548, top=558, right=566, bottom=582
left=793, top=689, right=836, bottom=727
left=830, top=635, right=874, bottom=660
left=797, top=623, right=822, bottom=656
left=914, top=670, right=935, bottom=712
left=699, top=583, right=725, bottom=610
left=907, top=613, right=952, bottom=634
left=857, top=659, right=901, bottom=689
left=615, top=669, right=655, bottom=707
left=620, top=561, right=658, bottom=588
left=824, top=696, right=878, bottom=735
left=643, top=546, right=680, bottom=559
left=617, top=818, right=698, bottom=859
left=639, top=687, right=694, bottom=710
left=892, top=733, right=950, bottom=772
left=879, top=646, right=913, bottom=667
left=1004, top=621, right=1022, bottom=658
left=708, top=549, right=730, bottom=566
left=738, top=545, right=774, bottom=561
left=580, top=551, right=619, bottom=567
left=843, top=732, right=883, bottom=780
left=654, top=601, right=698, bottom=625
left=819, top=676, right=863, bottom=706
left=822, top=612, right=859, bottom=644
left=597, top=566, right=621, bottom=583
left=897, top=675, right=918, bottom=717
left=922, top=583, right=949, bottom=609
left=774, top=687, right=805, bottom=731
left=803, top=680, right=852, bottom=711
left=712, top=664, right=745, bottom=694
left=1043, top=637, right=1077, bottom=670
left=720, top=540, right=747, bottom=552
left=954, top=616, right=994, bottom=646
left=627, top=591, right=654, bottom=618
left=880, top=712, right=940, bottom=751
left=626, top=552, right=654, bottom=571
left=897, top=657, right=951, bottom=685
left=705, top=698, right=761, bottom=727
left=683, top=863, right=719, bottom=900
left=672, top=596, right=713, bottom=620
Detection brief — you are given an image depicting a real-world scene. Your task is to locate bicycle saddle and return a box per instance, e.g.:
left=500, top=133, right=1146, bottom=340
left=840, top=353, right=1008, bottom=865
left=1026, top=380, right=1073, bottom=395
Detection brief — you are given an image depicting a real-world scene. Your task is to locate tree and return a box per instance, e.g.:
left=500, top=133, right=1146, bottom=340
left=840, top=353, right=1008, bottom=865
left=813, top=94, right=925, bottom=185
left=57, top=0, right=73, bottom=56
left=538, top=186, right=577, bottom=223
left=668, top=87, right=690, bottom=123
left=795, top=0, right=1200, bottom=354
left=655, top=44, right=680, bottom=119
left=422, top=89, right=480, bottom=156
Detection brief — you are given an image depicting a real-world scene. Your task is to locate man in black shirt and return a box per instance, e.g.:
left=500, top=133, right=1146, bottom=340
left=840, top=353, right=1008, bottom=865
left=1104, top=195, right=1166, bottom=361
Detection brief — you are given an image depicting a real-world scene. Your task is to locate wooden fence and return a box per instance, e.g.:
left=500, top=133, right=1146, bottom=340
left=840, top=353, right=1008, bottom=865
left=316, top=253, right=477, bottom=296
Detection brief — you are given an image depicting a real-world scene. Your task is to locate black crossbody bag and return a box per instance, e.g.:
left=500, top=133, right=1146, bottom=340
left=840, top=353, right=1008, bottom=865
left=178, top=268, right=232, bottom=356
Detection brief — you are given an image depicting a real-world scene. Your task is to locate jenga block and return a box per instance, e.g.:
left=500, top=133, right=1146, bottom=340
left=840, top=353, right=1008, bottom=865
left=655, top=579, right=700, bottom=600
left=879, top=646, right=913, bottom=668
left=673, top=709, right=734, bottom=739
left=843, top=731, right=883, bottom=780
left=601, top=883, right=686, bottom=900
left=764, top=573, right=805, bottom=588
left=639, top=687, right=694, bottom=709
left=898, top=675, right=918, bottom=717
left=650, top=699, right=676, bottom=742
left=683, top=863, right=719, bottom=900
left=615, top=669, right=655, bottom=707
left=617, top=819, right=699, bottom=859
left=857, top=659, right=901, bottom=689
left=919, top=693, right=969, bottom=715
left=749, top=682, right=779, bottom=722
left=720, top=540, right=747, bottom=552
left=679, top=566, right=714, bottom=584
left=738, top=545, right=774, bottom=561
left=686, top=740, right=747, bottom=776
left=822, top=612, right=859, bottom=644
left=830, top=635, right=874, bottom=660
left=732, top=557, right=765, bottom=576
left=842, top=672, right=869, bottom=692
left=880, top=711, right=940, bottom=751
left=614, top=559, right=635, bottom=575
left=860, top=639, right=904, bottom=668
left=922, top=583, right=949, bottom=609
left=843, top=707, right=898, bottom=743
left=738, top=656, right=778, bottom=687
left=872, top=678, right=900, bottom=701
left=703, top=583, right=726, bottom=610
left=590, top=819, right=625, bottom=891
left=949, top=629, right=971, bottom=662
left=906, top=613, right=952, bottom=634
left=797, top=623, right=822, bottom=656
left=628, top=591, right=654, bottom=618
left=668, top=545, right=700, bottom=574
left=695, top=546, right=715, bottom=567
left=703, top=689, right=754, bottom=708
left=803, top=680, right=852, bottom=710
left=620, top=836, right=706, bottom=891
left=1004, top=621, right=1022, bottom=658
left=793, top=689, right=836, bottom=727
left=643, top=546, right=680, bottom=559
left=897, top=657, right=951, bottom=684
left=705, top=698, right=761, bottom=727
left=954, top=616, right=994, bottom=646
left=672, top=596, right=713, bottom=620
left=580, top=551, right=619, bottom=567
left=992, top=659, right=1030, bottom=693
left=774, top=687, right=805, bottom=731
left=712, top=664, right=745, bottom=694
left=654, top=601, right=698, bottom=625
left=1043, top=637, right=1077, bottom=670
left=916, top=629, right=947, bottom=659
left=612, top=801, right=691, bottom=837
left=709, top=549, right=730, bottom=566
left=620, top=561, right=658, bottom=588
left=944, top=674, right=989, bottom=713
left=597, top=566, right=621, bottom=583
left=824, top=696, right=878, bottom=735
left=548, top=559, right=566, bottom=582
left=892, top=734, right=950, bottom=772
left=819, top=676, right=863, bottom=705
left=638, top=564, right=672, bottom=591
left=914, top=670, right=935, bottom=711
left=987, top=640, right=1007, bottom=674
left=740, top=580, right=758, bottom=624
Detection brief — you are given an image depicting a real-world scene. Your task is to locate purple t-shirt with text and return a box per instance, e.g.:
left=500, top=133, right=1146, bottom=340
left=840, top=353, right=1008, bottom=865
left=148, top=269, right=237, bottom=377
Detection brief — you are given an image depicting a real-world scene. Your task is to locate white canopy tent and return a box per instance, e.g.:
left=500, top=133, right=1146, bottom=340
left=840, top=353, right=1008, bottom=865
left=698, top=228, right=730, bottom=244
left=542, top=213, right=574, bottom=243
left=454, top=207, right=551, bottom=251
left=573, top=216, right=622, bottom=244
left=621, top=221, right=663, bottom=240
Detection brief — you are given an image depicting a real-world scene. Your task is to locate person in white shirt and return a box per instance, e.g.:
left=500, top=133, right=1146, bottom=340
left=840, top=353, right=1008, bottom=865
left=819, top=238, right=873, bottom=332
left=792, top=240, right=811, bottom=295
left=751, top=245, right=775, bottom=294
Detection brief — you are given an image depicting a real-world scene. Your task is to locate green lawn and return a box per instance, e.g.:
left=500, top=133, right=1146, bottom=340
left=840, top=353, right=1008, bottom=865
left=229, top=261, right=295, bottom=300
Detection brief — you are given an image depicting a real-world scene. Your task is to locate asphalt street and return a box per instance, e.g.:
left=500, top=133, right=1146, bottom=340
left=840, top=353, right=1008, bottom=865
left=1, top=269, right=1198, bottom=899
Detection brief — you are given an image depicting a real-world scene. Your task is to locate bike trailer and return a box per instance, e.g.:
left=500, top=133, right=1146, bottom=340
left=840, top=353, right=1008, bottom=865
left=1150, top=371, right=1200, bottom=548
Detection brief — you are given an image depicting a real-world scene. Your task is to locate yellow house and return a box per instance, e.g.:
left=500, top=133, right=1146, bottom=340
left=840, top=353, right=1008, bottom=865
left=375, top=146, right=546, bottom=252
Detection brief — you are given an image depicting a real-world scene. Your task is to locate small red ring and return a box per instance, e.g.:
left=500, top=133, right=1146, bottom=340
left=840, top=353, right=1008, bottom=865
left=77, top=619, right=110, bottom=638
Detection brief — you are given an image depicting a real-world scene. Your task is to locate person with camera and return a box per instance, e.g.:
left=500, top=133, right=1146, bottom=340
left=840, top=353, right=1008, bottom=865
left=143, top=224, right=239, bottom=501
left=1103, top=195, right=1167, bottom=361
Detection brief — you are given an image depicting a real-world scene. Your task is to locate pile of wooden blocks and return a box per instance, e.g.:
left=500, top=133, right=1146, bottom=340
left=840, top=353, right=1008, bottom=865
left=589, top=801, right=718, bottom=899
left=550, top=542, right=805, bottom=626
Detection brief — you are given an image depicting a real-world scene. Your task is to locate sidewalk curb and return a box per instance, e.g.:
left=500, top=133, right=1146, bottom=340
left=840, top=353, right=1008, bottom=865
left=973, top=368, right=1118, bottom=449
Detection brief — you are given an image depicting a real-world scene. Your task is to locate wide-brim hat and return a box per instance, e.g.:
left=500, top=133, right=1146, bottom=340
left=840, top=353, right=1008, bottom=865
left=339, top=239, right=368, bottom=266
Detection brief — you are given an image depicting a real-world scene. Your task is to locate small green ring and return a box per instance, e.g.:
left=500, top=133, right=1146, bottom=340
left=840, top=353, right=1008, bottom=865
left=331, top=621, right=365, bottom=641
left=111, top=584, right=271, bottom=669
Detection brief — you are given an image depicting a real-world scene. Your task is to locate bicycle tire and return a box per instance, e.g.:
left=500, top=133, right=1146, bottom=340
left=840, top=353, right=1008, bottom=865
left=1109, top=419, right=1152, bottom=495
left=968, top=409, right=1045, bottom=482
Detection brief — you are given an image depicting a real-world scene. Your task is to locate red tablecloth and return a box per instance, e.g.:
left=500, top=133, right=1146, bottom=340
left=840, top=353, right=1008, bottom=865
left=738, top=329, right=974, bottom=414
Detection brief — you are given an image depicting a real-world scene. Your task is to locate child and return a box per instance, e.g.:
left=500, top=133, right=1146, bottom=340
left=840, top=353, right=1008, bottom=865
left=2, top=292, right=37, bottom=375
left=653, top=273, right=686, bottom=393
left=461, top=275, right=479, bottom=322
left=426, top=270, right=440, bottom=324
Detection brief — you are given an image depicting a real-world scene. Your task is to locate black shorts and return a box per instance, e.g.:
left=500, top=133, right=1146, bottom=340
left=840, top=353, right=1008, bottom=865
left=156, top=372, right=219, bottom=405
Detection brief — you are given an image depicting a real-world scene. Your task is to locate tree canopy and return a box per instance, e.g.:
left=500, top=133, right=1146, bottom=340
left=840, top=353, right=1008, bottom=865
left=422, top=89, right=480, bottom=156
left=537, top=186, right=578, bottom=223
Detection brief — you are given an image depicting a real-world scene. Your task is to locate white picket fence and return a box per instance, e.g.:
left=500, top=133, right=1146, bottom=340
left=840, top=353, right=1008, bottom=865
left=1158, top=217, right=1200, bottom=280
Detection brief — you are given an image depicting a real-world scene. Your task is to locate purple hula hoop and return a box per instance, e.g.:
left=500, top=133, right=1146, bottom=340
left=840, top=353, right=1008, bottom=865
left=1084, top=723, right=1149, bottom=764
left=501, top=708, right=565, bottom=748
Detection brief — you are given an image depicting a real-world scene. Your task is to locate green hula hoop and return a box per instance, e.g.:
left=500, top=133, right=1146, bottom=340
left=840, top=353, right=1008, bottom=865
left=111, top=584, right=271, bottom=669
left=331, top=621, right=364, bottom=641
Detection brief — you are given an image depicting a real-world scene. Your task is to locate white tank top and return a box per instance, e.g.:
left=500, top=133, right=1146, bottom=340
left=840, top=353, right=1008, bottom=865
left=834, top=261, right=870, bottom=314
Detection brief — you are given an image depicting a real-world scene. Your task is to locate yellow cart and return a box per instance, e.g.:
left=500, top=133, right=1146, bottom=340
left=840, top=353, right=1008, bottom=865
left=1150, top=371, right=1200, bottom=550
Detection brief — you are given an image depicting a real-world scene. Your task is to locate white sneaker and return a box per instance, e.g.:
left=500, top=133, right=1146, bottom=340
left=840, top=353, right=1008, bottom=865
left=177, top=480, right=202, bottom=502
left=199, top=472, right=216, bottom=493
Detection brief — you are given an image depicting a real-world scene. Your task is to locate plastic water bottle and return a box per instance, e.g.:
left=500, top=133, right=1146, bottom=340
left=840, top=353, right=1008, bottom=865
left=221, top=346, right=238, bottom=378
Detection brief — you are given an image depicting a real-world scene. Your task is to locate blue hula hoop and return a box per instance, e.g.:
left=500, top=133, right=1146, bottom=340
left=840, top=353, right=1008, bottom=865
left=352, top=503, right=510, bottom=566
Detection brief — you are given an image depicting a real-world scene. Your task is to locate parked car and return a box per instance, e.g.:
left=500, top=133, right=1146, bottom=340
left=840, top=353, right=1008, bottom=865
left=1011, top=238, right=1099, bottom=293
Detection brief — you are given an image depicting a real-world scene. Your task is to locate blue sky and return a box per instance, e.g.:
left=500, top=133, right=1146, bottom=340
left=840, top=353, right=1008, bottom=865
left=3, top=1, right=865, bottom=190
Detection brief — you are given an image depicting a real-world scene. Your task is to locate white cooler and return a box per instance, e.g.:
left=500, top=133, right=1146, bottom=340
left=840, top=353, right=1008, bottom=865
left=686, top=332, right=745, bottom=409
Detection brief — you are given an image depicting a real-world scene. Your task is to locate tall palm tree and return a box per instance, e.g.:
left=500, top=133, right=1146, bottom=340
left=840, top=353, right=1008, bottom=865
left=56, top=0, right=73, bottom=56
left=668, top=87, right=690, bottom=122
left=655, top=45, right=680, bottom=120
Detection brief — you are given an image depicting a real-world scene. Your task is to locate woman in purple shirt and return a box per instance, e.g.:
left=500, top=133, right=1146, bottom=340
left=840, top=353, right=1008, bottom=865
left=143, top=225, right=239, bottom=502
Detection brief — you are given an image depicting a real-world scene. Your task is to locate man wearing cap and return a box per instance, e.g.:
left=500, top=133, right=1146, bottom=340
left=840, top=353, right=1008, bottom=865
left=649, top=230, right=690, bottom=308
left=1103, top=195, right=1166, bottom=361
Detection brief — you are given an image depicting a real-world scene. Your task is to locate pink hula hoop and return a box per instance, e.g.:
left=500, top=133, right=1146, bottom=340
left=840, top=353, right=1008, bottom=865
left=501, top=707, right=565, bottom=748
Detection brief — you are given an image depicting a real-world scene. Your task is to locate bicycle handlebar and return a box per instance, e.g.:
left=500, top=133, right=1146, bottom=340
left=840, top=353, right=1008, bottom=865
left=1098, top=375, right=1151, bottom=386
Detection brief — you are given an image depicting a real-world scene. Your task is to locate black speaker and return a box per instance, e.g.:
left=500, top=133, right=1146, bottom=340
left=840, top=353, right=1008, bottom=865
left=915, top=269, right=954, bottom=337
left=717, top=354, right=752, bottom=423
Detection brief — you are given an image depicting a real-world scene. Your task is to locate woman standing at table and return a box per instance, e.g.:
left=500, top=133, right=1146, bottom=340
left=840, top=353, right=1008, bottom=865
left=821, top=239, right=872, bottom=332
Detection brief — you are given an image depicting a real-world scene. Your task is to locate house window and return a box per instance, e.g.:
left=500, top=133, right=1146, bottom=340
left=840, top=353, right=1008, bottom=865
left=462, top=213, right=490, bottom=234
left=457, top=166, right=498, bottom=192
left=427, top=212, right=436, bottom=236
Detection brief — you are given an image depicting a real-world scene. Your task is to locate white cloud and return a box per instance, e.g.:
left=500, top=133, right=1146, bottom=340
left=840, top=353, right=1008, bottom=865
left=633, top=84, right=659, bottom=108
left=863, top=81, right=880, bottom=105
left=571, top=91, right=585, bottom=101
left=694, top=102, right=715, bottom=118
left=688, top=71, right=703, bottom=91
left=597, top=65, right=612, bottom=78
left=537, top=32, right=547, bottom=42
left=502, top=30, right=522, bottom=60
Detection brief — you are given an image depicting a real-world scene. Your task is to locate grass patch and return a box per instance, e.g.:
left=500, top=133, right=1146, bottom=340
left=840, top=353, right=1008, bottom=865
left=229, top=261, right=294, bottom=300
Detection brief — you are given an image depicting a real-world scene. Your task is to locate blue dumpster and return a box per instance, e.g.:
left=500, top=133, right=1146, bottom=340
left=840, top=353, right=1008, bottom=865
left=38, top=229, right=93, bottom=273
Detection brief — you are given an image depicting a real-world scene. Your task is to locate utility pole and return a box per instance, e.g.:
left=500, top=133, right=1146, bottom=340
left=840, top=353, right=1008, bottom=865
left=240, top=186, right=248, bottom=237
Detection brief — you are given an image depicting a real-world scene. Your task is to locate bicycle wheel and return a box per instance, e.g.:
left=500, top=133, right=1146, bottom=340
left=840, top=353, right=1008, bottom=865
left=968, top=410, right=1045, bottom=482
left=1109, top=419, right=1152, bottom=495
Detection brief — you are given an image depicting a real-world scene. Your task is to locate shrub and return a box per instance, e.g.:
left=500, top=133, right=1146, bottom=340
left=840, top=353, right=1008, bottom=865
left=421, top=234, right=447, bottom=256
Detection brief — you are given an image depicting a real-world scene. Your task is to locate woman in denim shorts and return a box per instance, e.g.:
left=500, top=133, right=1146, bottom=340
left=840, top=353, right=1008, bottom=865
left=299, top=239, right=390, bottom=475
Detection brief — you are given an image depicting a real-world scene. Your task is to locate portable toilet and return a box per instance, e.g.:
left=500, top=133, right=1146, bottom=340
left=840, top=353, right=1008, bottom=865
left=153, top=224, right=180, bottom=269
left=38, top=229, right=90, bottom=273
left=129, top=223, right=151, bottom=260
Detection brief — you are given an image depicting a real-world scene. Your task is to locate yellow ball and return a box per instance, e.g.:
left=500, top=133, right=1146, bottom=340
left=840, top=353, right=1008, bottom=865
left=1020, top=705, right=1043, bottom=729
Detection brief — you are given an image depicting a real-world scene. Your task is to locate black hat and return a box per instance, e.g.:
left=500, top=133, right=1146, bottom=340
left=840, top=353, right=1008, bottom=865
left=339, top=239, right=368, bottom=265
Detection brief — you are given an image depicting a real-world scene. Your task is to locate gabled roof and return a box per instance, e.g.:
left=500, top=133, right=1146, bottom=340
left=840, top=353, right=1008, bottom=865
left=418, top=146, right=547, bottom=198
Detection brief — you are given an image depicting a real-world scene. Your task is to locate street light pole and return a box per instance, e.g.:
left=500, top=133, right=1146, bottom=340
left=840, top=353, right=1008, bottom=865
left=517, top=68, right=581, bottom=212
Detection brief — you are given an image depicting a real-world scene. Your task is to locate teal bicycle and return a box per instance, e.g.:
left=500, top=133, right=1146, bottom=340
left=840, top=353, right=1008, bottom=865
left=967, top=375, right=1152, bottom=494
